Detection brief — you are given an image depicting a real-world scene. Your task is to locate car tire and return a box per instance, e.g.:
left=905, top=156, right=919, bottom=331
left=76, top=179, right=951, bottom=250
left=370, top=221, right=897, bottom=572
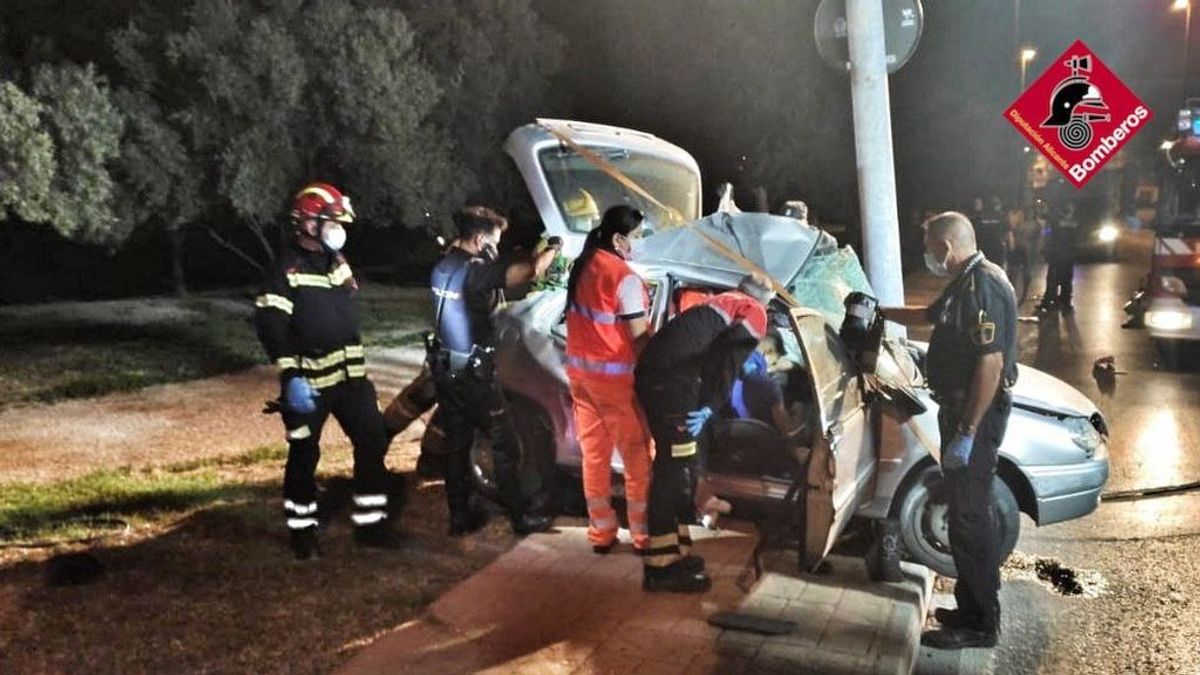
left=1154, top=339, right=1182, bottom=370
left=896, top=465, right=1020, bottom=578
left=469, top=393, right=559, bottom=508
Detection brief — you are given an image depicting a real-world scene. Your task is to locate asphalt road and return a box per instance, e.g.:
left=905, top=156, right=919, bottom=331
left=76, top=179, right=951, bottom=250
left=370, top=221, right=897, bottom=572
left=916, top=230, right=1200, bottom=674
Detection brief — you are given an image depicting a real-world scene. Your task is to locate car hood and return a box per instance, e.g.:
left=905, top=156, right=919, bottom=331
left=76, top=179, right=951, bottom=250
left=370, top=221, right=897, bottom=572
left=1011, top=364, right=1098, bottom=417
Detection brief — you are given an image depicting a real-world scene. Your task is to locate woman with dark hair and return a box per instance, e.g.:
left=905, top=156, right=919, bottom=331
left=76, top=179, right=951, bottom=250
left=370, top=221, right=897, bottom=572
left=564, top=205, right=655, bottom=554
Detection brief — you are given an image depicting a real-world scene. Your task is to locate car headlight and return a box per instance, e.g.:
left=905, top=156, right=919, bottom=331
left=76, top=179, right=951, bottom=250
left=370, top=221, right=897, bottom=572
left=1145, top=308, right=1194, bottom=331
left=1097, top=224, right=1119, bottom=243
left=1065, top=416, right=1103, bottom=456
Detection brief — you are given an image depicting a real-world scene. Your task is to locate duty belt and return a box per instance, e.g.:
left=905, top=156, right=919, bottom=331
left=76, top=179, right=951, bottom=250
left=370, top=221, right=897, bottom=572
left=432, top=344, right=495, bottom=376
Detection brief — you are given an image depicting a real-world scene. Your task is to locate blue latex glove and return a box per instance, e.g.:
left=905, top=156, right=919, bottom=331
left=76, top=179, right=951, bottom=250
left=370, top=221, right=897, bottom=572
left=942, top=433, right=974, bottom=470
left=685, top=406, right=714, bottom=438
left=741, top=351, right=768, bottom=377
left=284, top=377, right=320, bottom=414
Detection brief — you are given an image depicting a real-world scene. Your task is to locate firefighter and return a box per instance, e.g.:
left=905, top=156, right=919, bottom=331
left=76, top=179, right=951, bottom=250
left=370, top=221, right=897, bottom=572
left=428, top=206, right=560, bottom=536
left=254, top=182, right=400, bottom=560
left=564, top=205, right=654, bottom=554
left=636, top=274, right=772, bottom=593
left=562, top=188, right=601, bottom=232
left=880, top=211, right=1018, bottom=649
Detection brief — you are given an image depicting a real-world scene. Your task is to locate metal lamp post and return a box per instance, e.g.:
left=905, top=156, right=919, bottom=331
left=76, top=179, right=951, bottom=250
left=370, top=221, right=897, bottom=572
left=1176, top=0, right=1192, bottom=97
left=1017, top=48, right=1037, bottom=206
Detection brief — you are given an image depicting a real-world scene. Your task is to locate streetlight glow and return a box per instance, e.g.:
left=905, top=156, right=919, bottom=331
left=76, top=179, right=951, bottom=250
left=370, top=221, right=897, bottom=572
left=1162, top=140, right=1177, bottom=151
left=1020, top=47, right=1037, bottom=63
left=1174, top=0, right=1190, bottom=12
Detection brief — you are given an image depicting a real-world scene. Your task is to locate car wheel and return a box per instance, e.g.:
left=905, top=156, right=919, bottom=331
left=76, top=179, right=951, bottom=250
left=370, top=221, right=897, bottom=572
left=896, top=465, right=1020, bottom=578
left=469, top=394, right=558, bottom=507
left=1154, top=339, right=1182, bottom=369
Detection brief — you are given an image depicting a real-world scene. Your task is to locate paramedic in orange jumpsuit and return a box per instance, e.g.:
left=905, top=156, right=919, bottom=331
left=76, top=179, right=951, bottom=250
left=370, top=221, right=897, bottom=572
left=564, top=205, right=655, bottom=553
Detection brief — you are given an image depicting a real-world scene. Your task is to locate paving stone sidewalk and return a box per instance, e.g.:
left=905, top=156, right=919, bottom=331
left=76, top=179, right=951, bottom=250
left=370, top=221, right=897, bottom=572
left=338, top=520, right=933, bottom=675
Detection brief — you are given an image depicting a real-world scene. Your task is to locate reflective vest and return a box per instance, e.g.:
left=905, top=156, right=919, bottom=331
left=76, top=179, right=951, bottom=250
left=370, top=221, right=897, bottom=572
left=566, top=250, right=648, bottom=382
left=430, top=249, right=475, bottom=354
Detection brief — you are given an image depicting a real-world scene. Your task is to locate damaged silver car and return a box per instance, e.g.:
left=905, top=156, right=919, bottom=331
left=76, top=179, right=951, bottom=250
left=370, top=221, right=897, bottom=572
left=439, top=120, right=1110, bottom=577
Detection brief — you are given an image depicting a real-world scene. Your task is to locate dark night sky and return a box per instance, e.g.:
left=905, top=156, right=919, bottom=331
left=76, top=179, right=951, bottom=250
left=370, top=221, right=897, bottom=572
left=1, top=0, right=1189, bottom=225
left=533, top=0, right=1188, bottom=222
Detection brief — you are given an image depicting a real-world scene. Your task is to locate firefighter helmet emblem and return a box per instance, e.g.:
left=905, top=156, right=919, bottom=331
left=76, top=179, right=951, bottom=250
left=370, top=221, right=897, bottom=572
left=1040, top=55, right=1110, bottom=150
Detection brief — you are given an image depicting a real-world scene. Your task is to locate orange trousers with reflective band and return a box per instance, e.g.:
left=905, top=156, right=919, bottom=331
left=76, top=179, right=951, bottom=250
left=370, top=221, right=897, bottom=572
left=568, top=376, right=654, bottom=549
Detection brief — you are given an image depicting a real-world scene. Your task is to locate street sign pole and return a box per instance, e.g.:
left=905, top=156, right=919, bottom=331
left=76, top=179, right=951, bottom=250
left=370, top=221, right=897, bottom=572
left=846, top=0, right=905, bottom=335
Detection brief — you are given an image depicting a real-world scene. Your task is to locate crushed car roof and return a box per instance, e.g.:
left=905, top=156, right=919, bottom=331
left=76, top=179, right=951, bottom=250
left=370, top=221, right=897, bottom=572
left=635, top=211, right=833, bottom=290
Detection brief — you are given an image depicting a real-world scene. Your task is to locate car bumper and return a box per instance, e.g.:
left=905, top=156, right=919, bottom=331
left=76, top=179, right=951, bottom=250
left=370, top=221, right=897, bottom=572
left=1024, top=456, right=1110, bottom=525
left=1146, top=307, right=1200, bottom=341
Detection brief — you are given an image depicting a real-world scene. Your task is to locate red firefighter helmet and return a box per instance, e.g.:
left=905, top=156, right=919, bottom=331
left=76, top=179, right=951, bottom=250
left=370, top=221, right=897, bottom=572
left=291, top=182, right=356, bottom=224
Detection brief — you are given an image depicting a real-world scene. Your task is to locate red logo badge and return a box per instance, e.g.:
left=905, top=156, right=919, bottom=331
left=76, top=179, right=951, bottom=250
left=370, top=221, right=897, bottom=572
left=1005, top=40, right=1152, bottom=188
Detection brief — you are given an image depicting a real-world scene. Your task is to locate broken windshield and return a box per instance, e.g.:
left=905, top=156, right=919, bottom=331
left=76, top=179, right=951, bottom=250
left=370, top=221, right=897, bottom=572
left=539, top=147, right=699, bottom=233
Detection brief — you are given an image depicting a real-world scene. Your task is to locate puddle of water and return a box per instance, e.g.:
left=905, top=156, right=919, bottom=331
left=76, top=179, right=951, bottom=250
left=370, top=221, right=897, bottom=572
left=1002, top=550, right=1107, bottom=598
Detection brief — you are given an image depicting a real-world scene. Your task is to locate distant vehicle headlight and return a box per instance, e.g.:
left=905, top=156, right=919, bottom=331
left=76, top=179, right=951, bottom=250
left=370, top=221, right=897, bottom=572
left=1065, top=416, right=1103, bottom=455
left=1145, top=308, right=1194, bottom=331
left=1097, top=224, right=1119, bottom=243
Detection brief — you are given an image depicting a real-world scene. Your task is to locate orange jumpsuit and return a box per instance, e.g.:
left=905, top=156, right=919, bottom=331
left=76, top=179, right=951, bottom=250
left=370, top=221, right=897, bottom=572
left=566, top=250, right=654, bottom=550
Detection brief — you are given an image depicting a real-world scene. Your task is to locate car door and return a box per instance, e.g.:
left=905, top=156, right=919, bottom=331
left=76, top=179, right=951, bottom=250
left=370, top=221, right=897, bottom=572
left=789, top=308, right=879, bottom=570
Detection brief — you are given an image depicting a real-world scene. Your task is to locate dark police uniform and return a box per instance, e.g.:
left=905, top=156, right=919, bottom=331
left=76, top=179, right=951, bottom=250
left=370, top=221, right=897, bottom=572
left=1043, top=210, right=1079, bottom=308
left=254, top=247, right=392, bottom=536
left=428, top=247, right=527, bottom=528
left=925, top=251, right=1018, bottom=636
left=977, top=209, right=1008, bottom=270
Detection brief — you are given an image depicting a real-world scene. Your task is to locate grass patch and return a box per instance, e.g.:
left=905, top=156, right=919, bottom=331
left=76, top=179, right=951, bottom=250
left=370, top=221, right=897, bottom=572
left=0, top=446, right=288, bottom=544
left=163, top=445, right=289, bottom=473
left=0, top=285, right=430, bottom=408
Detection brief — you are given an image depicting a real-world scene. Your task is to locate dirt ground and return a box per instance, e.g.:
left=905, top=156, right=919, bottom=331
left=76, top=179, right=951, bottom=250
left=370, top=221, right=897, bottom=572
left=0, top=345, right=522, bottom=673
left=0, top=346, right=427, bottom=484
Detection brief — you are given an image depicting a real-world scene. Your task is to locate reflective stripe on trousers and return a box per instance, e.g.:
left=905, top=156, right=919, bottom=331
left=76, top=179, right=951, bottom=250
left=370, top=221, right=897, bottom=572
left=569, top=376, right=654, bottom=549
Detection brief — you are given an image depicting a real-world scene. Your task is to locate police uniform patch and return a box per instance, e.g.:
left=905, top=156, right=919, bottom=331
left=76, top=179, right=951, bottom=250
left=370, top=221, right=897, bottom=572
left=971, top=309, right=996, bottom=346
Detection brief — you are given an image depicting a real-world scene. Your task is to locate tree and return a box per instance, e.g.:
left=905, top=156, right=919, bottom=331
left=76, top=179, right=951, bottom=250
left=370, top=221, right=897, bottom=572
left=401, top=0, right=564, bottom=207
left=31, top=63, right=127, bottom=247
left=106, top=0, right=465, bottom=274
left=0, top=80, right=55, bottom=223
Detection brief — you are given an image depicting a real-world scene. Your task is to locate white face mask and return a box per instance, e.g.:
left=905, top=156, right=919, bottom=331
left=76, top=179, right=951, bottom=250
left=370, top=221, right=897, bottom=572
left=321, top=224, right=347, bottom=252
left=924, top=249, right=950, bottom=277
left=625, top=237, right=647, bottom=261
left=479, top=237, right=499, bottom=262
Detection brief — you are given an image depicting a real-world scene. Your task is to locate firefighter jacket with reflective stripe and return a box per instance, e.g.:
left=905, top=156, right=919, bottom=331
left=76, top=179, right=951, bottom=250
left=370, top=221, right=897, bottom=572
left=254, top=245, right=366, bottom=389
left=566, top=250, right=648, bottom=382
left=636, top=291, right=767, bottom=415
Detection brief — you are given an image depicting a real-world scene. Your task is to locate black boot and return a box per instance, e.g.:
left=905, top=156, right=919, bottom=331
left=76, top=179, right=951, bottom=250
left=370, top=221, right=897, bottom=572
left=933, top=607, right=978, bottom=629
left=511, top=513, right=554, bottom=536
left=643, top=561, right=712, bottom=593
left=681, top=554, right=706, bottom=573
left=290, top=527, right=320, bottom=561
left=449, top=509, right=489, bottom=537
left=354, top=520, right=405, bottom=549
left=921, top=626, right=998, bottom=649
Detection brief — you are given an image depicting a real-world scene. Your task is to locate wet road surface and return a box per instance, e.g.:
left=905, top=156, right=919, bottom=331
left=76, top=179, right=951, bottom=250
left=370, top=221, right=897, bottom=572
left=912, top=231, right=1200, bottom=674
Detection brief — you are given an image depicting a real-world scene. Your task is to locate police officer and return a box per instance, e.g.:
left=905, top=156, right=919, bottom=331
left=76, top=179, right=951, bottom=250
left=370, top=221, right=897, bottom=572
left=977, top=196, right=1008, bottom=270
left=636, top=274, right=772, bottom=593
left=428, top=206, right=560, bottom=536
left=254, top=182, right=400, bottom=560
left=881, top=211, right=1018, bottom=649
left=1038, top=200, right=1079, bottom=314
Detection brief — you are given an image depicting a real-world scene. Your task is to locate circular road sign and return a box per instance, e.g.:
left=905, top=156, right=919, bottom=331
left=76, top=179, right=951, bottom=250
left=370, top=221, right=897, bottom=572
left=814, top=0, right=924, bottom=75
